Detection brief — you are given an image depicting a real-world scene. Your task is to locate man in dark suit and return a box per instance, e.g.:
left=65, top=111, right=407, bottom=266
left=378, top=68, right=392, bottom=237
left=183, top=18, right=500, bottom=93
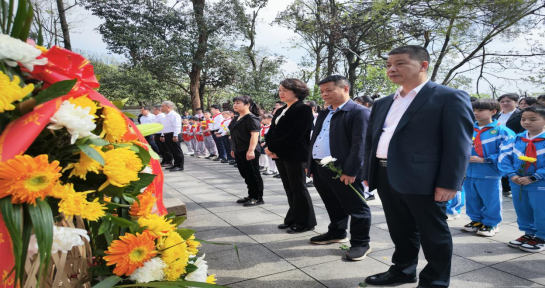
left=363, top=46, right=474, bottom=288
left=307, top=75, right=372, bottom=261
left=493, top=93, right=524, bottom=196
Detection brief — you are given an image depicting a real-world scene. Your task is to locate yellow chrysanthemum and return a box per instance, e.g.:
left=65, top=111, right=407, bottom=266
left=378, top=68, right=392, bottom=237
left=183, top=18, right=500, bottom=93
left=104, top=231, right=158, bottom=276
left=0, top=71, right=34, bottom=113
left=129, top=191, right=156, bottom=217
left=163, top=259, right=187, bottom=281
left=518, top=156, right=537, bottom=163
left=0, top=154, right=61, bottom=204
left=63, top=146, right=104, bottom=180
left=35, top=45, right=48, bottom=53
left=56, top=183, right=105, bottom=221
left=159, top=231, right=189, bottom=266
left=99, top=147, right=142, bottom=191
left=100, top=106, right=128, bottom=142
left=137, top=214, right=175, bottom=237
left=186, top=234, right=201, bottom=256
left=69, top=95, right=99, bottom=119
left=206, top=275, right=217, bottom=284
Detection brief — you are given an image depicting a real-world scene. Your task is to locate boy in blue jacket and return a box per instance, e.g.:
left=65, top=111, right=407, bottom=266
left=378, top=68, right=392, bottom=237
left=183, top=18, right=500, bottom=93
left=499, top=105, right=545, bottom=252
left=462, top=99, right=515, bottom=237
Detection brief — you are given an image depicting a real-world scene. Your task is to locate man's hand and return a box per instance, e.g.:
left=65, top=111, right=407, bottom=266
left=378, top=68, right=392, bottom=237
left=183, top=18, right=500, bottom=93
left=264, top=147, right=273, bottom=156
left=173, top=136, right=178, bottom=142
left=434, top=187, right=457, bottom=202
left=246, top=150, right=255, bottom=161
left=340, top=174, right=356, bottom=185
left=363, top=180, right=369, bottom=187
left=160, top=136, right=165, bottom=142
left=469, top=156, right=485, bottom=163
left=231, top=151, right=235, bottom=158
left=518, top=176, right=533, bottom=185
left=260, top=143, right=266, bottom=147
left=510, top=175, right=521, bottom=183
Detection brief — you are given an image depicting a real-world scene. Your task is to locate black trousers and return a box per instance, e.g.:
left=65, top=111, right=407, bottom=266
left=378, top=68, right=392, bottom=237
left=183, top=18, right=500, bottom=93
left=155, top=134, right=172, bottom=164
left=212, top=132, right=227, bottom=159
left=163, top=132, right=184, bottom=167
left=311, top=161, right=371, bottom=247
left=501, top=177, right=511, bottom=194
left=276, top=159, right=317, bottom=228
left=234, top=151, right=264, bottom=200
left=145, top=135, right=160, bottom=155
left=376, top=162, right=451, bottom=288
left=222, top=136, right=234, bottom=160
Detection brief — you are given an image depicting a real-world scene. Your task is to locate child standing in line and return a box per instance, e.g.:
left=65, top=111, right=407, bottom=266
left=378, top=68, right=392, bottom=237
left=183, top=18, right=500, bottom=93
left=461, top=99, right=515, bottom=237
left=202, top=111, right=219, bottom=159
left=217, top=110, right=235, bottom=164
left=446, top=188, right=465, bottom=221
left=500, top=105, right=545, bottom=252
left=260, top=114, right=274, bottom=175
left=189, top=117, right=199, bottom=157
left=192, top=117, right=206, bottom=158
left=182, top=118, right=195, bottom=156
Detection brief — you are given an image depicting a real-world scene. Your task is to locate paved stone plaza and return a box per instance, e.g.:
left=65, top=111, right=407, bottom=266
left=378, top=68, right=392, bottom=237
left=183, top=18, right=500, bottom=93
left=163, top=154, right=545, bottom=288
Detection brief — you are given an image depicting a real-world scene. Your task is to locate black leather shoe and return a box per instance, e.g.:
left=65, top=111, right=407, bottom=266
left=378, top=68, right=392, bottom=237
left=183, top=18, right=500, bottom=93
left=221, top=159, right=229, bottom=163
left=243, top=198, right=264, bottom=206
left=365, top=195, right=375, bottom=201
left=169, top=167, right=184, bottom=172
left=287, top=224, right=314, bottom=234
left=161, top=163, right=173, bottom=167
left=213, top=158, right=222, bottom=162
left=365, top=271, right=417, bottom=286
left=278, top=223, right=291, bottom=229
left=236, top=197, right=251, bottom=204
left=345, top=245, right=371, bottom=261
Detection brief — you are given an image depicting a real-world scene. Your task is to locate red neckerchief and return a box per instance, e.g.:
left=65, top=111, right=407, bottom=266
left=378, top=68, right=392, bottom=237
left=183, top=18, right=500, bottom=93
left=521, top=136, right=545, bottom=170
left=473, top=126, right=494, bottom=157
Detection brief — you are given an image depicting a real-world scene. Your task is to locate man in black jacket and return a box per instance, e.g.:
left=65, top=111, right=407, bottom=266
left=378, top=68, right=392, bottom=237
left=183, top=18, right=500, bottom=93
left=307, top=75, right=372, bottom=261
left=363, top=46, right=473, bottom=288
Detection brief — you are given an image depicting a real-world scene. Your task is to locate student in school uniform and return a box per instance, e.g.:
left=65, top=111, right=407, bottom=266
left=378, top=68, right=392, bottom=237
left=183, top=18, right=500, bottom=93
left=499, top=105, right=545, bottom=252
left=193, top=117, right=207, bottom=158
left=189, top=117, right=199, bottom=157
left=202, top=111, right=218, bottom=159
left=182, top=118, right=195, bottom=156
left=460, top=99, right=515, bottom=236
left=259, top=114, right=275, bottom=175
left=217, top=110, right=235, bottom=164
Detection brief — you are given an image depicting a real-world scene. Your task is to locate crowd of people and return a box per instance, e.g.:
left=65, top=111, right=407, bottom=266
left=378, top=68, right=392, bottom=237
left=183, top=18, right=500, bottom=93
left=137, top=45, right=545, bottom=288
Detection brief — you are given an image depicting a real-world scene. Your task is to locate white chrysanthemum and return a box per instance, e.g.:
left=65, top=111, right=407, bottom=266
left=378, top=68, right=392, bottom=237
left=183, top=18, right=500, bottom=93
left=185, top=254, right=209, bottom=284
left=48, top=100, right=98, bottom=144
left=320, top=156, right=337, bottom=166
left=0, top=34, right=48, bottom=71
left=28, top=226, right=89, bottom=255
left=129, top=257, right=167, bottom=283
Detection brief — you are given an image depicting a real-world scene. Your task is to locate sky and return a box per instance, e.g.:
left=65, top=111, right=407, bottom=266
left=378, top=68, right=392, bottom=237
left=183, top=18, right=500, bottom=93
left=68, top=0, right=544, bottom=96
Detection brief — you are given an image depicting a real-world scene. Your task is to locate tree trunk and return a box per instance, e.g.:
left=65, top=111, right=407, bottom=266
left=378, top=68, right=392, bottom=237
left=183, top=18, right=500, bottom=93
left=189, top=0, right=208, bottom=111
left=346, top=52, right=359, bottom=97
left=56, top=0, right=71, bottom=50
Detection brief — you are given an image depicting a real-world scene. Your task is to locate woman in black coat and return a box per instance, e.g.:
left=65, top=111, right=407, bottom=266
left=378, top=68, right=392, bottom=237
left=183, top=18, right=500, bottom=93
left=265, top=79, right=317, bottom=233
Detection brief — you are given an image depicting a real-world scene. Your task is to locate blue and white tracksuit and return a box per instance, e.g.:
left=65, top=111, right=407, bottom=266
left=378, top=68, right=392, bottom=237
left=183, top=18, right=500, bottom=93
left=499, top=131, right=545, bottom=239
left=464, top=121, right=515, bottom=227
left=446, top=188, right=465, bottom=216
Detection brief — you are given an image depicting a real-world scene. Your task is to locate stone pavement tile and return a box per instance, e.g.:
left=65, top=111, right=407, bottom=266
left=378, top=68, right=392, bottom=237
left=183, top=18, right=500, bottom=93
left=237, top=220, right=319, bottom=244
left=207, top=244, right=296, bottom=285
left=301, top=257, right=390, bottom=288
left=261, top=203, right=329, bottom=219
left=261, top=193, right=290, bottom=206
left=230, top=269, right=327, bottom=288
left=369, top=247, right=485, bottom=276
left=183, top=212, right=231, bottom=232
left=184, top=201, right=212, bottom=217
left=185, top=191, right=240, bottom=208
left=449, top=267, right=544, bottom=287
left=196, top=196, right=250, bottom=213
left=167, top=183, right=220, bottom=195
left=488, top=223, right=525, bottom=244
left=196, top=226, right=259, bottom=254
left=502, top=207, right=519, bottom=224
left=263, top=236, right=350, bottom=268
left=215, top=207, right=284, bottom=226
left=492, top=253, right=545, bottom=285
left=452, top=232, right=528, bottom=265
left=370, top=206, right=387, bottom=225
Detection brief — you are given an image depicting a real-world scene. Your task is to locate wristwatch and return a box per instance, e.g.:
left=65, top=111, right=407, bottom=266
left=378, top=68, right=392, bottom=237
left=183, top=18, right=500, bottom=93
left=529, top=176, right=538, bottom=182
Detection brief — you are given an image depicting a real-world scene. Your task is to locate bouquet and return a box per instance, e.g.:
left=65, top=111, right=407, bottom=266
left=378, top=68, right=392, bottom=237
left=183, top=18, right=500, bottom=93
left=0, top=2, right=225, bottom=287
left=319, top=157, right=366, bottom=202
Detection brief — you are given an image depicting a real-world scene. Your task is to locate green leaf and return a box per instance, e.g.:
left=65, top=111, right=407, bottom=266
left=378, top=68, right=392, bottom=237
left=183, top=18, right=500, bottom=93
left=135, top=143, right=151, bottom=167
left=195, top=238, right=240, bottom=260
left=109, top=215, right=135, bottom=228
left=19, top=2, right=32, bottom=41
left=33, top=79, right=77, bottom=105
left=98, top=218, right=112, bottom=235
left=0, top=197, right=23, bottom=287
left=28, top=199, right=54, bottom=285
left=170, top=216, right=186, bottom=227
left=185, top=263, right=198, bottom=274
left=112, top=97, right=129, bottom=109
left=175, top=228, right=194, bottom=240
left=136, top=123, right=164, bottom=136
left=127, top=173, right=156, bottom=195
left=86, top=137, right=110, bottom=146
left=91, top=275, right=122, bottom=288
left=77, top=143, right=105, bottom=165
left=123, top=112, right=137, bottom=118
left=142, top=143, right=160, bottom=159
left=101, top=185, right=125, bottom=198
left=10, top=0, right=27, bottom=39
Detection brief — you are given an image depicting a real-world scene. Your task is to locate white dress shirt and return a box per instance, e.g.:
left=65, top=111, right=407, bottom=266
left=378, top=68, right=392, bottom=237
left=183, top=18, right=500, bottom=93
left=163, top=110, right=182, bottom=135
left=153, top=113, right=166, bottom=134
left=211, top=113, right=224, bottom=131
left=140, top=114, right=155, bottom=124
left=497, top=109, right=515, bottom=126
left=376, top=81, right=429, bottom=159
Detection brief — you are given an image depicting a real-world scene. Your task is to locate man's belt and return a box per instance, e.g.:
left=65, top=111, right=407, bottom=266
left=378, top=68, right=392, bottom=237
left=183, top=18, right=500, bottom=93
left=378, top=158, right=387, bottom=167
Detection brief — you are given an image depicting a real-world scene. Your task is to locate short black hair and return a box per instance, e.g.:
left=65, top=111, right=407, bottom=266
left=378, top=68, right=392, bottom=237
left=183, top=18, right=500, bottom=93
left=275, top=101, right=284, bottom=105
left=353, top=97, right=363, bottom=103
left=472, top=99, right=500, bottom=112
left=196, top=108, right=203, bottom=111
left=304, top=100, right=317, bottom=108
left=318, top=75, right=350, bottom=91
left=497, top=93, right=519, bottom=102
left=262, top=114, right=273, bottom=119
left=211, top=104, right=221, bottom=110
left=280, top=78, right=310, bottom=101
left=469, top=96, right=478, bottom=102
left=203, top=111, right=211, bottom=114
left=522, top=105, right=545, bottom=119
left=154, top=105, right=161, bottom=110
left=190, top=117, right=199, bottom=121
left=361, top=96, right=374, bottom=107
left=388, top=45, right=430, bottom=63
left=537, top=94, right=545, bottom=100
left=520, top=97, right=538, bottom=106
left=141, top=106, right=151, bottom=111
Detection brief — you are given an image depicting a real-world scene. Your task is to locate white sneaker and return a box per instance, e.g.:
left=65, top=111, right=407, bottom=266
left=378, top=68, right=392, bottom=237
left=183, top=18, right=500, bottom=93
left=447, top=214, right=461, bottom=221
left=519, top=237, right=545, bottom=253
left=462, top=221, right=483, bottom=232
left=197, top=155, right=206, bottom=158
left=476, top=225, right=499, bottom=237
